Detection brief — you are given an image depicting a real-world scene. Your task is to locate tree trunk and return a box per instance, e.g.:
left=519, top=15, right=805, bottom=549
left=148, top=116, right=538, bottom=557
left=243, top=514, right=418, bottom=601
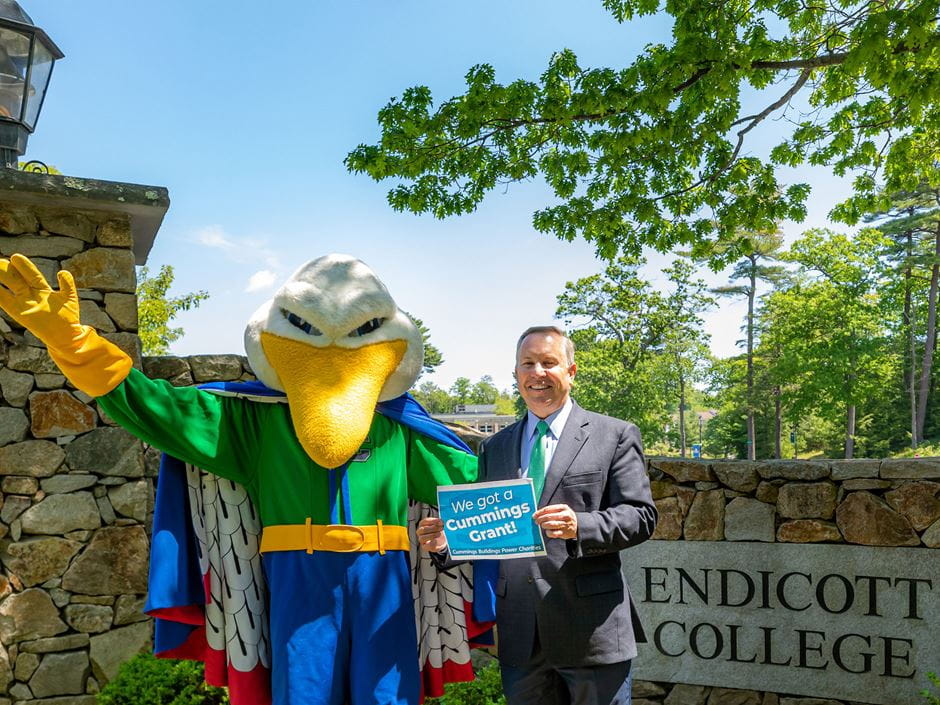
left=905, top=233, right=917, bottom=450
left=915, top=225, right=940, bottom=445
left=911, top=325, right=918, bottom=450
left=747, top=262, right=756, bottom=460
left=679, top=372, right=687, bottom=458
left=845, top=404, right=856, bottom=459
left=774, top=385, right=782, bottom=459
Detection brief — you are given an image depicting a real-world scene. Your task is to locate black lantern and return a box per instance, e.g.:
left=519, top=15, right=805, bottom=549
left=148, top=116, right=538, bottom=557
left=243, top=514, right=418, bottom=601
left=0, top=0, right=62, bottom=168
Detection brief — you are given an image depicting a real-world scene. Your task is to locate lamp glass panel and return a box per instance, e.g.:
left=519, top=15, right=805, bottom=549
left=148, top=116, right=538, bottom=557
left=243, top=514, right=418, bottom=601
left=0, top=26, right=28, bottom=120
left=23, top=39, right=52, bottom=129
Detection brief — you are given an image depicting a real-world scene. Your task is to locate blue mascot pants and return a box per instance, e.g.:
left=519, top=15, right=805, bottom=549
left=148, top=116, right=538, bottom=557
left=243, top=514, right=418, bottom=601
left=263, top=550, right=419, bottom=705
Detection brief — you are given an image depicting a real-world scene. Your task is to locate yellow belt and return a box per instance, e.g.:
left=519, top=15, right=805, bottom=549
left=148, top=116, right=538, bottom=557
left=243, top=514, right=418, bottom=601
left=260, top=519, right=409, bottom=555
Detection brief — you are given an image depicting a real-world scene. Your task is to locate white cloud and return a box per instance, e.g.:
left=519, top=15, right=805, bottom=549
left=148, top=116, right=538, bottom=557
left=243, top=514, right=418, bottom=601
left=196, top=224, right=237, bottom=251
left=194, top=225, right=282, bottom=269
left=245, top=269, right=278, bottom=293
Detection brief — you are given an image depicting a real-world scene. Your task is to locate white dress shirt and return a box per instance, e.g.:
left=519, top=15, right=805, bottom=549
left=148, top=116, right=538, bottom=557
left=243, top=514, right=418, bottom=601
left=520, top=398, right=573, bottom=478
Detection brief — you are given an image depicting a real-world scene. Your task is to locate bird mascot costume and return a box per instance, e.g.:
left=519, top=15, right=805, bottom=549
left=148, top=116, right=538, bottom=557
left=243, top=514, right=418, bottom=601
left=0, top=253, right=493, bottom=705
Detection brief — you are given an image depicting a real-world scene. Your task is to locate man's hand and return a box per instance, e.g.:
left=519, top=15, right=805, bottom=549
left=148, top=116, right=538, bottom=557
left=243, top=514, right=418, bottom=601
left=534, top=504, right=578, bottom=540
left=416, top=516, right=448, bottom=553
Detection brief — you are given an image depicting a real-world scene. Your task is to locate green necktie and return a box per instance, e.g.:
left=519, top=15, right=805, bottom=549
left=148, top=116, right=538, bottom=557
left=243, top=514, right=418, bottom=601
left=528, top=420, right=550, bottom=500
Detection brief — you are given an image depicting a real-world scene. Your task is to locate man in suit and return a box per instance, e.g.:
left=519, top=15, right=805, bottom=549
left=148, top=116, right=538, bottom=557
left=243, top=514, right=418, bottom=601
left=417, top=325, right=658, bottom=705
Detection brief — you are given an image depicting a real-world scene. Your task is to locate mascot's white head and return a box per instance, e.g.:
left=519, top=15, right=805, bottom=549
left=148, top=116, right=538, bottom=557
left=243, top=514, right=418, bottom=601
left=243, top=254, right=423, bottom=468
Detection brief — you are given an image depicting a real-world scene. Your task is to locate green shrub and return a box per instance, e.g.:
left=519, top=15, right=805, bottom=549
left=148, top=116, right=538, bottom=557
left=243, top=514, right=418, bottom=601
left=923, top=672, right=940, bottom=705
left=96, top=652, right=230, bottom=705
left=426, top=662, right=506, bottom=705
left=99, top=652, right=505, bottom=705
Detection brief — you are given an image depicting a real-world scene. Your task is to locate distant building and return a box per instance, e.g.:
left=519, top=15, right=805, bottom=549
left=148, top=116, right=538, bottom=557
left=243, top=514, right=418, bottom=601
left=434, top=404, right=517, bottom=435
left=454, top=403, right=497, bottom=414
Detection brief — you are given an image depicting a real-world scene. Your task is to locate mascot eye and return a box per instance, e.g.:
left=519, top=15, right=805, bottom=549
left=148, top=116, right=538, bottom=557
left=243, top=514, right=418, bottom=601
left=284, top=310, right=323, bottom=336
left=349, top=317, right=385, bottom=337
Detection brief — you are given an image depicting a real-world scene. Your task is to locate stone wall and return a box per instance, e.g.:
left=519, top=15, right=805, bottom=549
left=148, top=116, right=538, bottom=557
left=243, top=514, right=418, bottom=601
left=0, top=345, right=256, bottom=704
left=0, top=176, right=167, bottom=705
left=0, top=220, right=145, bottom=704
left=645, top=457, right=939, bottom=547
left=629, top=456, right=940, bottom=705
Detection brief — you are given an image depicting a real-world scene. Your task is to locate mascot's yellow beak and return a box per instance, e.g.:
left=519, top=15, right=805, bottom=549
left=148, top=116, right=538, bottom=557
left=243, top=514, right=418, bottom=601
left=260, top=332, right=406, bottom=469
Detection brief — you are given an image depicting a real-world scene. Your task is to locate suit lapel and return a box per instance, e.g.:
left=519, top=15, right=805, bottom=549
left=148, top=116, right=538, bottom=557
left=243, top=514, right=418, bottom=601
left=541, top=403, right=590, bottom=506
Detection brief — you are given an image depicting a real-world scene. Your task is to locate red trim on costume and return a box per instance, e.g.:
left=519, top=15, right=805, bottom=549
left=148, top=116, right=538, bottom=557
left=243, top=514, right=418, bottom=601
left=463, top=599, right=495, bottom=645
left=202, top=635, right=272, bottom=705
left=202, top=642, right=226, bottom=685
left=224, top=664, right=272, bottom=705
left=419, top=599, right=496, bottom=701
left=148, top=605, right=206, bottom=627
left=154, top=625, right=208, bottom=662
left=152, top=600, right=272, bottom=705
left=421, top=658, right=475, bottom=700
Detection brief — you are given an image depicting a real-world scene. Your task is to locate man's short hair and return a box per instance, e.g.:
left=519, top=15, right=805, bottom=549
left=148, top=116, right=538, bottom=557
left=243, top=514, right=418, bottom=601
left=515, top=325, right=576, bottom=367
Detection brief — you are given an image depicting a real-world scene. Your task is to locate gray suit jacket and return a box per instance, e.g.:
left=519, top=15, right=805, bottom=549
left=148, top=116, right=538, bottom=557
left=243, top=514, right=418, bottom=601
left=479, top=401, right=657, bottom=667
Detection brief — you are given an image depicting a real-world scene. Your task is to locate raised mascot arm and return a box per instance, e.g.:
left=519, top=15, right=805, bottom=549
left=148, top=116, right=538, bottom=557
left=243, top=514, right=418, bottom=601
left=0, top=253, right=132, bottom=396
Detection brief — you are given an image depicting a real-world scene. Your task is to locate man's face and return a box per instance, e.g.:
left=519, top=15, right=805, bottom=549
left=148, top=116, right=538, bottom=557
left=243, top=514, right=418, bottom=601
left=515, top=332, right=576, bottom=418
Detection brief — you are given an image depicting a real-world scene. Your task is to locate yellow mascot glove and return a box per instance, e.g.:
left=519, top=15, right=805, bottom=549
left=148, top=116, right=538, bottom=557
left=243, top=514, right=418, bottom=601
left=0, top=253, right=132, bottom=396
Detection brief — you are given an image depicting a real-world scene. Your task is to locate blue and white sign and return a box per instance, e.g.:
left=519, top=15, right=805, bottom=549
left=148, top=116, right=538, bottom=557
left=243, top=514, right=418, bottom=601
left=437, top=478, right=546, bottom=560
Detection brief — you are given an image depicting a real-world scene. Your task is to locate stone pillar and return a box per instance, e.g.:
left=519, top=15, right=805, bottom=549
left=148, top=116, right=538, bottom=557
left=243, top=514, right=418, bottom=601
left=0, top=170, right=168, bottom=704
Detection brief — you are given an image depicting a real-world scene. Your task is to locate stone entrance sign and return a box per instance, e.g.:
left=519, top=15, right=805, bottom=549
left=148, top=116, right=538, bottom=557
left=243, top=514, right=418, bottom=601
left=622, top=540, right=939, bottom=705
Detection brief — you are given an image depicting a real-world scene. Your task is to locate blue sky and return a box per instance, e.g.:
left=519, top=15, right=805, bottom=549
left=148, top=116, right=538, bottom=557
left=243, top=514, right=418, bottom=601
left=24, top=1, right=853, bottom=392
